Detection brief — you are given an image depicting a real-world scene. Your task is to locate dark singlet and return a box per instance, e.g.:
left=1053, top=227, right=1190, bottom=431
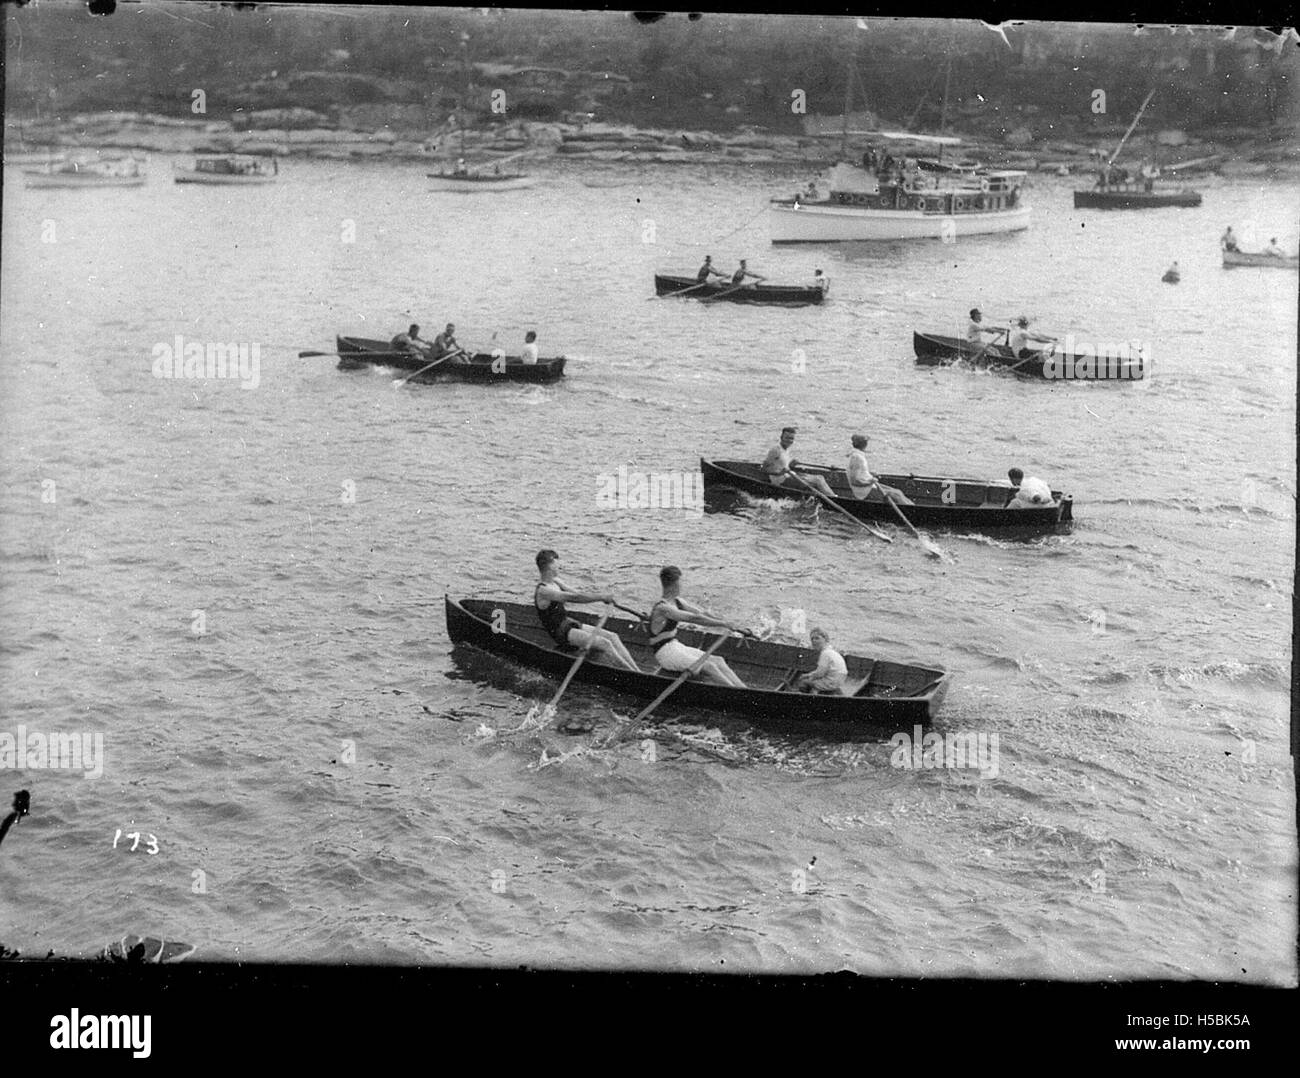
left=535, top=583, right=578, bottom=648
left=732, top=269, right=745, bottom=285
left=697, top=264, right=711, bottom=282
left=648, top=598, right=680, bottom=653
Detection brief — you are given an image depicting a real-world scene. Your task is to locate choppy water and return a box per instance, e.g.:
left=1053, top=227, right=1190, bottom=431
left=0, top=156, right=1294, bottom=979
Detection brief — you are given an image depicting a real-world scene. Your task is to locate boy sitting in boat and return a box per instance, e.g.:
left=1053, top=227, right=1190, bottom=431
left=648, top=567, right=747, bottom=688
left=1004, top=468, right=1055, bottom=509
left=847, top=434, right=914, bottom=506
left=793, top=628, right=847, bottom=695
left=534, top=550, right=640, bottom=671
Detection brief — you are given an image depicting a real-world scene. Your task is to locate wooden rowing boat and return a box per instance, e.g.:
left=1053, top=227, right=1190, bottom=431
left=912, top=331, right=1145, bottom=382
left=701, top=459, right=1072, bottom=533
left=1072, top=187, right=1202, bottom=209
left=1222, top=249, right=1298, bottom=270
left=653, top=274, right=825, bottom=306
left=336, top=336, right=565, bottom=383
left=445, top=597, right=950, bottom=728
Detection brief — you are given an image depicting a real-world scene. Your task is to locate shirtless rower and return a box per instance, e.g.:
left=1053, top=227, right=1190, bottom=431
left=846, top=434, right=913, bottom=506
left=762, top=427, right=835, bottom=497
left=432, top=323, right=469, bottom=365
left=647, top=566, right=747, bottom=688
left=730, top=259, right=765, bottom=287
left=534, top=549, right=640, bottom=671
left=391, top=324, right=432, bottom=355
left=696, top=254, right=727, bottom=283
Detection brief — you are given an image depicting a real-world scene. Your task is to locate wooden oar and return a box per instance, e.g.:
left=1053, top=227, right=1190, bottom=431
left=612, top=602, right=649, bottom=622
left=538, top=609, right=613, bottom=724
left=300, top=349, right=409, bottom=359
left=869, top=480, right=943, bottom=559
left=652, top=280, right=710, bottom=300
left=393, top=348, right=464, bottom=387
left=700, top=279, right=758, bottom=303
left=784, top=469, right=893, bottom=544
left=614, top=630, right=737, bottom=743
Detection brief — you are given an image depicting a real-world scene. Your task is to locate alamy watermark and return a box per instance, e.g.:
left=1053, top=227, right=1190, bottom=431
left=890, top=725, right=999, bottom=779
left=152, top=335, right=261, bottom=389
left=0, top=725, right=103, bottom=779
left=595, top=466, right=704, bottom=513
left=1041, top=336, right=1151, bottom=381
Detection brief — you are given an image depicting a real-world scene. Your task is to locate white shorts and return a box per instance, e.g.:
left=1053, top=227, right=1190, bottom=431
left=654, top=639, right=707, bottom=672
left=566, top=625, right=603, bottom=649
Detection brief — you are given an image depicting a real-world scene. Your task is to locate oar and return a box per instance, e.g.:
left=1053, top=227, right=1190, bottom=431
left=614, top=629, right=738, bottom=743
left=611, top=602, right=649, bottom=622
left=537, top=608, right=613, bottom=724
left=393, top=348, right=464, bottom=387
left=784, top=469, right=893, bottom=544
left=700, top=280, right=757, bottom=303
left=300, top=349, right=410, bottom=359
left=652, top=280, right=710, bottom=300
left=869, top=480, right=943, bottom=559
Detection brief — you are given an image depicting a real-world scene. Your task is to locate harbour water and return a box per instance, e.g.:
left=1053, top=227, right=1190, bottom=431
left=0, top=157, right=1294, bottom=979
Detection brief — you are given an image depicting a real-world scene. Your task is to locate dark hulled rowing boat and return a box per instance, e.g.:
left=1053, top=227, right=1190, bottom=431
left=654, top=274, right=825, bottom=306
left=446, top=597, right=949, bottom=728
left=1222, top=249, right=1299, bottom=270
left=336, top=336, right=565, bottom=383
left=701, top=459, right=1072, bottom=533
left=912, top=332, right=1145, bottom=382
left=1072, top=187, right=1202, bottom=210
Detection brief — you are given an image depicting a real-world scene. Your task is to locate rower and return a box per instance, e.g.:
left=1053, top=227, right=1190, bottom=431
left=521, top=330, right=539, bottom=365
left=793, top=627, right=847, bottom=695
left=432, top=323, right=469, bottom=364
left=647, top=566, right=746, bottom=688
left=696, top=255, right=726, bottom=283
left=762, top=426, right=835, bottom=497
left=390, top=323, right=431, bottom=355
left=534, top=550, right=640, bottom=671
left=1264, top=237, right=1285, bottom=257
left=813, top=268, right=829, bottom=295
left=1008, top=316, right=1052, bottom=358
left=846, top=434, right=913, bottom=506
left=730, top=259, right=764, bottom=288
left=1221, top=226, right=1239, bottom=252
left=1004, top=468, right=1055, bottom=509
left=965, top=307, right=1000, bottom=344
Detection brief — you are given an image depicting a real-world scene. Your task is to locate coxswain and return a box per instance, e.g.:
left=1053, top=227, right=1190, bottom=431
left=1264, top=237, right=1285, bottom=257
left=846, top=434, right=913, bottom=506
left=1221, top=226, right=1239, bottom=252
left=761, top=426, right=835, bottom=497
left=696, top=255, right=726, bottom=283
left=390, top=324, right=431, bottom=355
left=793, top=628, right=847, bottom=695
left=647, top=566, right=747, bottom=688
left=1005, top=468, right=1055, bottom=509
left=534, top=550, right=640, bottom=671
left=731, top=259, right=765, bottom=287
left=521, top=330, right=539, bottom=365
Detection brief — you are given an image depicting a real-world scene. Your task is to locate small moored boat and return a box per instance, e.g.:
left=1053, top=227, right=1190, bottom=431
left=653, top=274, right=825, bottom=306
left=446, top=597, right=950, bottom=728
left=23, top=155, right=146, bottom=188
left=701, top=459, right=1072, bottom=533
left=912, top=331, right=1146, bottom=382
left=336, top=336, right=565, bottom=383
left=427, top=170, right=534, bottom=192
left=1222, top=249, right=1298, bottom=270
left=174, top=155, right=278, bottom=185
left=1072, top=187, right=1202, bottom=210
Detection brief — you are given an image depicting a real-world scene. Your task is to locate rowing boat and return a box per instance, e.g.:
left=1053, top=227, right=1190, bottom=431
left=912, top=331, right=1146, bottom=382
left=336, top=336, right=565, bottom=383
left=1222, top=249, right=1299, bottom=270
left=653, top=274, right=825, bottom=306
left=701, top=459, right=1072, bottom=533
left=445, top=597, right=950, bottom=727
left=1072, top=187, right=1202, bottom=209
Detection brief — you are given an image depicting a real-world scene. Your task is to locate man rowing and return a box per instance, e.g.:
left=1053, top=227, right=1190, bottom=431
left=390, top=324, right=432, bottom=355
left=964, top=308, right=1002, bottom=345
left=813, top=268, right=829, bottom=295
left=432, top=323, right=469, bottom=364
left=534, top=550, right=640, bottom=671
left=846, top=434, right=913, bottom=505
left=696, top=255, right=727, bottom=284
left=1221, top=226, right=1239, bottom=252
left=648, top=566, right=747, bottom=688
left=1007, top=316, right=1053, bottom=359
left=730, top=259, right=765, bottom=288
left=1004, top=468, right=1055, bottom=509
left=792, top=627, right=847, bottom=695
left=762, top=427, right=836, bottom=497
left=1264, top=237, right=1285, bottom=258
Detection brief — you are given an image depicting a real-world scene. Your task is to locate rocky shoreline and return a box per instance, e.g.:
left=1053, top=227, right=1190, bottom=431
left=6, top=111, right=1298, bottom=178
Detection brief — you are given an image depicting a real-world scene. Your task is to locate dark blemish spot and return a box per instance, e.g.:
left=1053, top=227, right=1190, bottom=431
left=87, top=0, right=116, bottom=14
